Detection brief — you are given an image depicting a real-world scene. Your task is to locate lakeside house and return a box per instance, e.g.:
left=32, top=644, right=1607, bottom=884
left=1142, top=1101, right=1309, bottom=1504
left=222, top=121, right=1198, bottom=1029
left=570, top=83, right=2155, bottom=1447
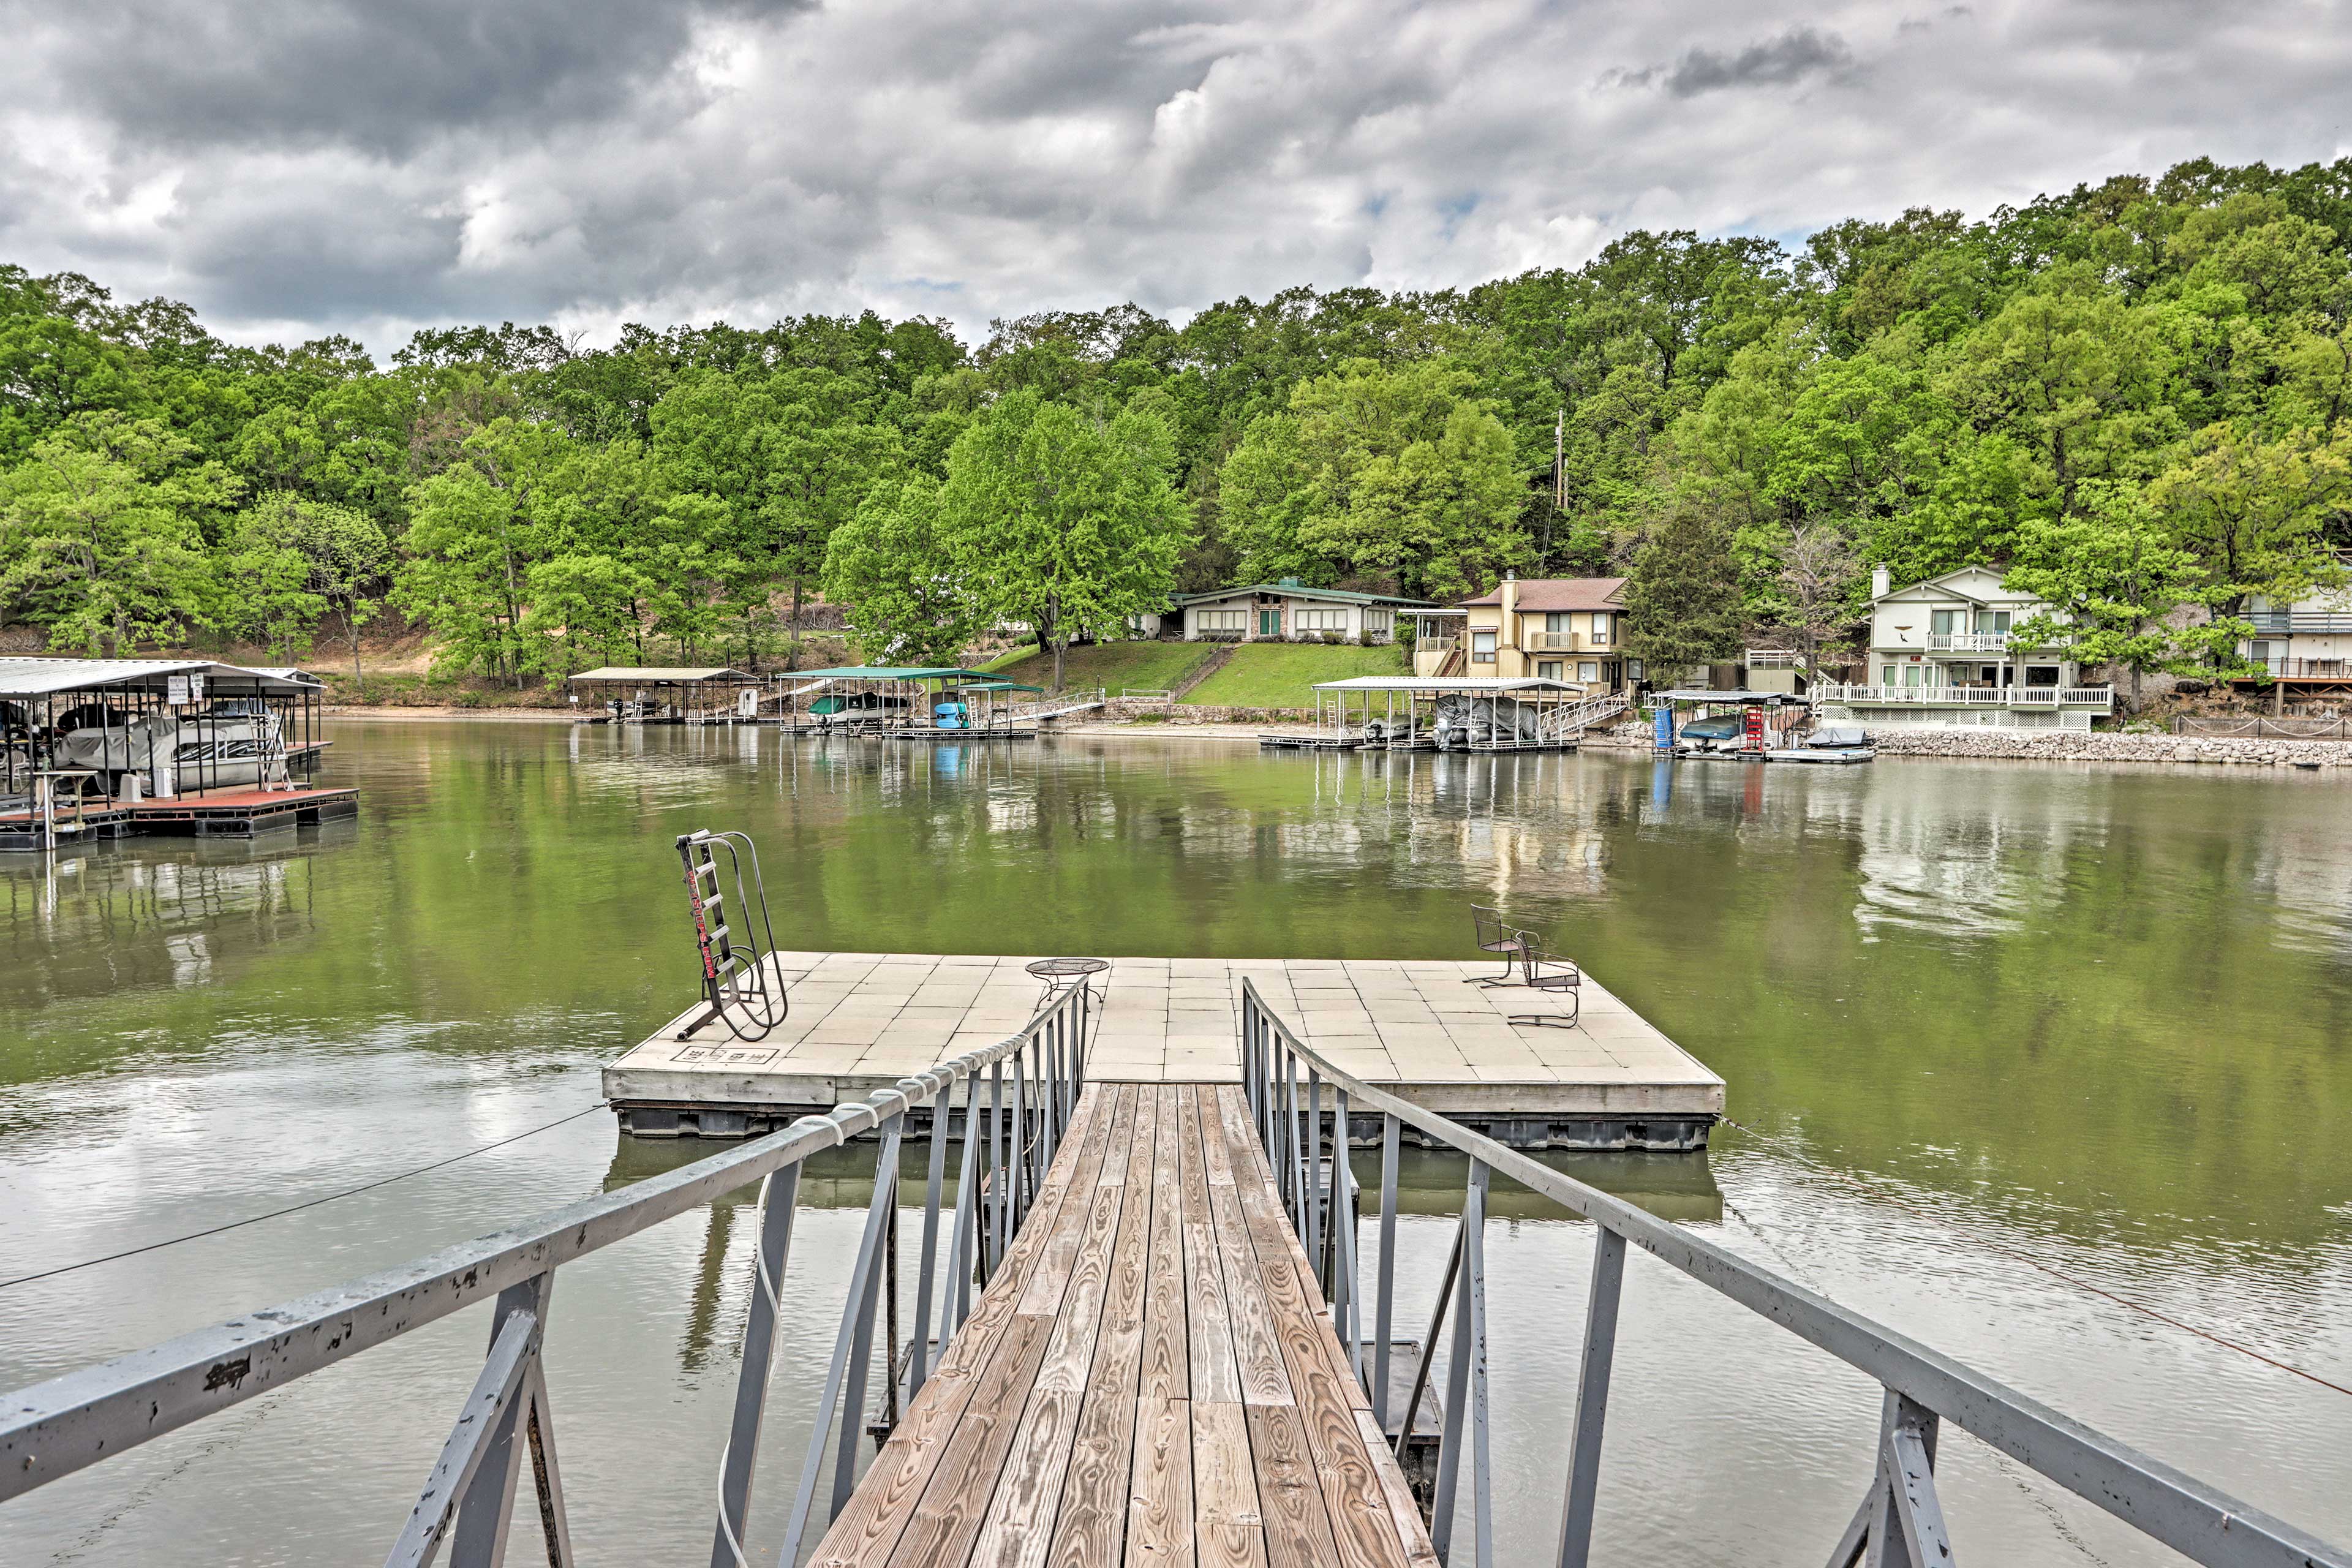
left=1815, top=565, right=2114, bottom=730
left=1408, top=574, right=1638, bottom=690
left=2234, top=568, right=2352, bottom=700
left=1141, top=581, right=1430, bottom=643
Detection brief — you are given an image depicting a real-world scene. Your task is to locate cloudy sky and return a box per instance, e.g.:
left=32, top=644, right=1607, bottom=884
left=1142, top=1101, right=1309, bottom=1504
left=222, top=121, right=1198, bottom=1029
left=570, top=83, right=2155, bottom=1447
left=1, top=0, right=2346, bottom=354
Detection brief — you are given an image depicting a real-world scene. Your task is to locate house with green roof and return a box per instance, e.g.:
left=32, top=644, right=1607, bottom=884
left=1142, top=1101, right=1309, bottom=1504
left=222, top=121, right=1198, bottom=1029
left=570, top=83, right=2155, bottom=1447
left=1146, top=579, right=1432, bottom=644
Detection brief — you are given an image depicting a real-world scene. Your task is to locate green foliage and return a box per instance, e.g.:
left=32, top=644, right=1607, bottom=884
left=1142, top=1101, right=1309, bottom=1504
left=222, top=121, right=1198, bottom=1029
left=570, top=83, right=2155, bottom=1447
left=6, top=153, right=2352, bottom=693
left=0, top=413, right=232, bottom=653
left=937, top=390, right=1190, bottom=688
left=1623, top=505, right=1745, bottom=676
left=822, top=474, right=985, bottom=666
left=1219, top=358, right=1527, bottom=598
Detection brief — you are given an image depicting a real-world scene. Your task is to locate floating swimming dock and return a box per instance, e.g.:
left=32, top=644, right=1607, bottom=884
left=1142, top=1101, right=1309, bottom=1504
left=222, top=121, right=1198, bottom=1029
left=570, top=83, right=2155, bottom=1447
left=603, top=951, right=1724, bottom=1148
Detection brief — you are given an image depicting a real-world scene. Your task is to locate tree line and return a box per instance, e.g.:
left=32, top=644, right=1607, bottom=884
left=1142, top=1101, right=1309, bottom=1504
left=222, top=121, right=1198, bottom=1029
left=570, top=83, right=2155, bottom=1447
left=4, top=153, right=2349, bottom=695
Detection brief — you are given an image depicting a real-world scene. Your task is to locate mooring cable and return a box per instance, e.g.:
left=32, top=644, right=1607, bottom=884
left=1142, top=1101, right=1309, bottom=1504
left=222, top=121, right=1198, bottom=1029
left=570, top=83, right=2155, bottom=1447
left=1718, top=1115, right=2352, bottom=1401
left=0, top=1101, right=610, bottom=1292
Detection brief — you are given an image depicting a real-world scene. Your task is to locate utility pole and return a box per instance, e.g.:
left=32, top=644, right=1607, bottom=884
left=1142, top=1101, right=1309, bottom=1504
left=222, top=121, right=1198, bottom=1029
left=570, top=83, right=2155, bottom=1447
left=1554, top=407, right=1565, bottom=511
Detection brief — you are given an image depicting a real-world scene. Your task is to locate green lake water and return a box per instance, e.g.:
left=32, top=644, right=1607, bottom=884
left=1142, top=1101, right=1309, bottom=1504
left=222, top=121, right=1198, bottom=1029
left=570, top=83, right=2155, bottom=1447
left=2, top=719, right=2348, bottom=1564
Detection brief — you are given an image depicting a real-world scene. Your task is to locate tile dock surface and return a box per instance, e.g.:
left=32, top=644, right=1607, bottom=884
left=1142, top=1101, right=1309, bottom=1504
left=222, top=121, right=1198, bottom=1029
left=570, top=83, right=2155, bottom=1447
left=604, top=951, right=1724, bottom=1147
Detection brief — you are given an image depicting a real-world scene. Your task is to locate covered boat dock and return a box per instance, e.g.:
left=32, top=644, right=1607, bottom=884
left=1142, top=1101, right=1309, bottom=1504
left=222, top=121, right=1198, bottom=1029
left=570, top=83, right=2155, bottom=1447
left=565, top=666, right=761, bottom=725
left=1270, top=675, right=1631, bottom=752
left=0, top=657, right=351, bottom=851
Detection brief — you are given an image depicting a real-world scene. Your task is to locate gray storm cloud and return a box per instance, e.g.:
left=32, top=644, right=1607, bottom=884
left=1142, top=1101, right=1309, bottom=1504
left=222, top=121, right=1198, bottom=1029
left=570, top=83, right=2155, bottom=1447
left=0, top=0, right=2344, bottom=353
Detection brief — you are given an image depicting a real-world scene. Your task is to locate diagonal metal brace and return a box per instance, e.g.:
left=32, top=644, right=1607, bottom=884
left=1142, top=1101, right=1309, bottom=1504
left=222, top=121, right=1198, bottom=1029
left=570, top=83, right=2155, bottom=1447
left=385, top=1308, right=540, bottom=1568
left=1828, top=1390, right=1950, bottom=1568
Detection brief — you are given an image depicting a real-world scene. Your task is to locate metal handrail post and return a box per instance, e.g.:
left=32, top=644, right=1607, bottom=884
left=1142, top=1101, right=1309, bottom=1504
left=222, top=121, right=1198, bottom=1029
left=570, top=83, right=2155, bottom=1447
left=1332, top=1090, right=1360, bottom=1381
left=1555, top=1225, right=1626, bottom=1568
left=1371, top=1112, right=1400, bottom=1429
left=448, top=1270, right=556, bottom=1568
left=710, top=1165, right=804, bottom=1568
left=1008, top=1050, right=1027, bottom=1228
left=775, top=1115, right=905, bottom=1568
left=987, top=1060, right=1005, bottom=1276
left=908, top=1080, right=953, bottom=1403
left=1396, top=1224, right=1462, bottom=1450
left=832, top=1123, right=898, bottom=1520
left=940, top=1088, right=982, bottom=1346
left=1430, top=1162, right=1491, bottom=1566
left=1305, top=1070, right=1323, bottom=1284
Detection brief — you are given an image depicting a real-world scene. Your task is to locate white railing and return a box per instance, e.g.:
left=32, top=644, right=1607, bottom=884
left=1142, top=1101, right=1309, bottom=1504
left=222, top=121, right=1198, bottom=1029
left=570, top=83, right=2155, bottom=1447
left=1819, top=684, right=2114, bottom=711
left=1926, top=632, right=2018, bottom=652
left=1744, top=649, right=1801, bottom=669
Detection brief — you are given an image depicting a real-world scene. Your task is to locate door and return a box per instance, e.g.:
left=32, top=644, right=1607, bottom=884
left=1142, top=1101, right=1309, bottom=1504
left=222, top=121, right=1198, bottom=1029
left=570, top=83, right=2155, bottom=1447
left=1258, top=609, right=1281, bottom=638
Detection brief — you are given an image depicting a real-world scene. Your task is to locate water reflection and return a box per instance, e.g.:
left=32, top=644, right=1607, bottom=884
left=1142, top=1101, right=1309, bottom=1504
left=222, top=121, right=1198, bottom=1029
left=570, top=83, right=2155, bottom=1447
left=4, top=722, right=2349, bottom=1565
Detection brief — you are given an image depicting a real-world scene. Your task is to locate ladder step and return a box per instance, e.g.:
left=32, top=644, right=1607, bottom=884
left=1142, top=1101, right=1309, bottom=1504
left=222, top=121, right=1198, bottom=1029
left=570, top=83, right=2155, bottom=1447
left=704, top=924, right=729, bottom=944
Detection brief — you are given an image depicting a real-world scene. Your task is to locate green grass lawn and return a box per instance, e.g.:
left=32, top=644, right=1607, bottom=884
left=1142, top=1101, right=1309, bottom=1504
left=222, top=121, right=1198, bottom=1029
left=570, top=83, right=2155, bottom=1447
left=1179, top=641, right=1407, bottom=707
left=983, top=640, right=1221, bottom=693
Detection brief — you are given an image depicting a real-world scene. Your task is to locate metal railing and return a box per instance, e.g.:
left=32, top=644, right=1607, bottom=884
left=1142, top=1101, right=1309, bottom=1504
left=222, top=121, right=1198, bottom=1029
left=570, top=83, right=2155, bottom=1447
left=1237, top=981, right=2347, bottom=1568
left=1925, top=631, right=2028, bottom=652
left=2241, top=657, right=2352, bottom=679
left=0, top=983, right=1094, bottom=1568
left=2245, top=612, right=2352, bottom=635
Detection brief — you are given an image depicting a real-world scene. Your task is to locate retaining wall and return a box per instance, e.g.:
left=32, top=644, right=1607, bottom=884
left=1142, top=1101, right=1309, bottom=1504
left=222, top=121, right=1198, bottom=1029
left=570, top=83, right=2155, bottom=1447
left=1578, top=720, right=2348, bottom=767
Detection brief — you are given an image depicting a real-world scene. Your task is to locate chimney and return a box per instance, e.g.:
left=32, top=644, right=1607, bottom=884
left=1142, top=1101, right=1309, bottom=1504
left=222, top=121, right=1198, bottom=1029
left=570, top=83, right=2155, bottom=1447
left=1499, top=571, right=1517, bottom=647
left=1870, top=564, right=1891, bottom=599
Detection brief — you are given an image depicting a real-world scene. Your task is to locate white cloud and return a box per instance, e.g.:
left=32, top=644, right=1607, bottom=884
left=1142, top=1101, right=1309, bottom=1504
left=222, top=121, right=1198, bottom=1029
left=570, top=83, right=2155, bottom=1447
left=0, top=0, right=2346, bottom=354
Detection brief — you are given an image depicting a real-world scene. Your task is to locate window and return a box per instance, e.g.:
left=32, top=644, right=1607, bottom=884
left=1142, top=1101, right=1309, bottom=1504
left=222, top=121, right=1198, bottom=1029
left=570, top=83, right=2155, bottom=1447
left=2025, top=665, right=2059, bottom=686
left=1627, top=660, right=1645, bottom=681
left=1294, top=608, right=1348, bottom=632
left=1545, top=611, right=1573, bottom=632
left=1974, top=610, right=2011, bottom=635
left=1536, top=660, right=1562, bottom=680
left=1471, top=630, right=1497, bottom=664
left=1363, top=608, right=1392, bottom=636
left=1903, top=664, right=1924, bottom=688
left=1195, top=608, right=1246, bottom=632
left=1589, top=612, right=1611, bottom=646
left=1931, top=609, right=1957, bottom=637
left=1578, top=661, right=1600, bottom=681
left=1881, top=665, right=1899, bottom=686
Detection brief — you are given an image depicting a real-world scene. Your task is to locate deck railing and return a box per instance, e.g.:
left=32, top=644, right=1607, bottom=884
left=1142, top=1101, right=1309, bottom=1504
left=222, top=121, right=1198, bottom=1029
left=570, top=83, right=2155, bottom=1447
left=0, top=983, right=1095, bottom=1568
left=1237, top=980, right=2348, bottom=1568
left=1817, top=684, right=2114, bottom=710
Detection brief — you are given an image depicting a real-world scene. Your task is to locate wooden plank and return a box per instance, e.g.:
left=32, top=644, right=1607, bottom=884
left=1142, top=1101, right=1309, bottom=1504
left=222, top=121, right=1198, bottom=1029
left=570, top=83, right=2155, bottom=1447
left=1046, top=1089, right=1159, bottom=1568
left=856, top=1089, right=1113, bottom=1568
left=871, top=1313, right=1058, bottom=1568
left=967, top=1172, right=1128, bottom=1568
left=1124, top=1397, right=1194, bottom=1568
left=1354, top=1411, right=1440, bottom=1568
left=1214, top=1087, right=1368, bottom=1413
left=815, top=1087, right=1110, bottom=1567
left=1179, top=1087, right=1243, bottom=1406
left=1208, top=1179, right=1294, bottom=1408
left=1019, top=1087, right=1123, bottom=1314
left=1096, top=1080, right=1137, bottom=1186
left=1245, top=1404, right=1344, bottom=1568
left=1208, top=1088, right=1420, bottom=1568
left=1191, top=1401, right=1268, bottom=1568
left=1136, top=1088, right=1189, bottom=1402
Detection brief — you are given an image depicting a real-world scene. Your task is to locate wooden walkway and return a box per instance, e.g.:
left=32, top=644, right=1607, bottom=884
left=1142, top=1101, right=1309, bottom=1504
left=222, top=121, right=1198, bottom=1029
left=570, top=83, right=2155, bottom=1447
left=811, top=1082, right=1438, bottom=1568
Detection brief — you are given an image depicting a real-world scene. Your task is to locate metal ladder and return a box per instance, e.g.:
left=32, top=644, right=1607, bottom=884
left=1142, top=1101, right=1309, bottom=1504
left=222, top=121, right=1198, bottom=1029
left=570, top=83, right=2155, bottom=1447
left=676, top=829, right=788, bottom=1041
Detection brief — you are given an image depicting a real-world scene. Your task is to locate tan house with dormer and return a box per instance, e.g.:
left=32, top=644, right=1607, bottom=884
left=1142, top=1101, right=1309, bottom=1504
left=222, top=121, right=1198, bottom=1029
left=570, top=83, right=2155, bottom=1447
left=1409, top=574, right=1637, bottom=690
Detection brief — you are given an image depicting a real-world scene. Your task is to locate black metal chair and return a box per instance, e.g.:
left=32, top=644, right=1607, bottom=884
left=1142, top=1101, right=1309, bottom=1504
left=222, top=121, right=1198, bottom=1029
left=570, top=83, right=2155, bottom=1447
left=1506, top=933, right=1581, bottom=1028
left=1464, top=905, right=1528, bottom=987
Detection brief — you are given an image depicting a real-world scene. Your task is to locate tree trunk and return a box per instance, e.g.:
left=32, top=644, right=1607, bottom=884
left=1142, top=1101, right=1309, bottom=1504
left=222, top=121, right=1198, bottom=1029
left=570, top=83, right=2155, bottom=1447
left=787, top=580, right=804, bottom=673
left=1052, top=640, right=1066, bottom=692
left=347, top=610, right=367, bottom=698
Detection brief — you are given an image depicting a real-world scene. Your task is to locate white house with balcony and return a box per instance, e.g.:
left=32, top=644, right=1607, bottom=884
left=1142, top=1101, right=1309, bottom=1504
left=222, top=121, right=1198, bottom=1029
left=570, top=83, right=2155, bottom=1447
left=1815, top=565, right=2114, bottom=730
